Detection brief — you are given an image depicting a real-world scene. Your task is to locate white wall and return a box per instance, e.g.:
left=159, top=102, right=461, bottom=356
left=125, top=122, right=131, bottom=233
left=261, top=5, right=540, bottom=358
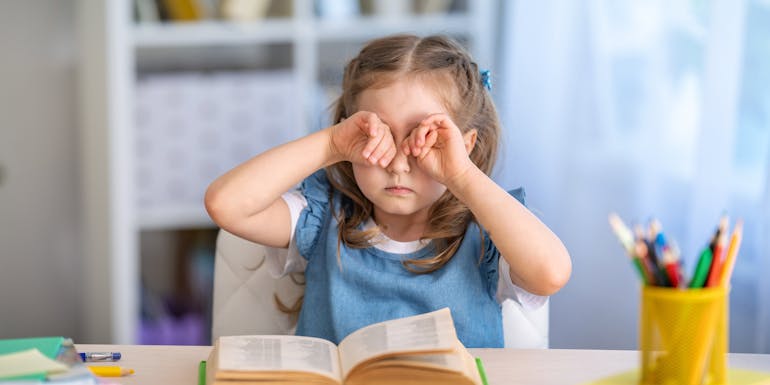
left=0, top=0, right=83, bottom=339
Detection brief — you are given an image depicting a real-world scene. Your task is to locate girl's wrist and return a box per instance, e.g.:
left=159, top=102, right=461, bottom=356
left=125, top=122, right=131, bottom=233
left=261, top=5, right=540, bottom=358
left=444, top=163, right=484, bottom=198
left=322, top=126, right=346, bottom=165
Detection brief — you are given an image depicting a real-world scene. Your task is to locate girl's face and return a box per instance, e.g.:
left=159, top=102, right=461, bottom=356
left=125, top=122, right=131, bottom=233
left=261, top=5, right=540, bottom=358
left=353, top=78, right=451, bottom=224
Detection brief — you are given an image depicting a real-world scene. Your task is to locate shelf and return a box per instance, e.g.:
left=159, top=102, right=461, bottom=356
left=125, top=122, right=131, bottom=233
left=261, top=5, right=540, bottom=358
left=133, top=14, right=472, bottom=48
left=134, top=19, right=296, bottom=47
left=313, top=14, right=473, bottom=41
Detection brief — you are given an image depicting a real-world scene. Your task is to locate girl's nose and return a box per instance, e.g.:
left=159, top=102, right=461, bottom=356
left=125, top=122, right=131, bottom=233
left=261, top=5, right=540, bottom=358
left=386, top=150, right=410, bottom=174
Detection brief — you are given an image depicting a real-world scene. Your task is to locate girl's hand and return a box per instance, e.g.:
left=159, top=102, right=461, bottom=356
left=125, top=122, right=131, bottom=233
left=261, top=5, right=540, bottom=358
left=329, top=111, right=397, bottom=167
left=401, top=113, right=477, bottom=186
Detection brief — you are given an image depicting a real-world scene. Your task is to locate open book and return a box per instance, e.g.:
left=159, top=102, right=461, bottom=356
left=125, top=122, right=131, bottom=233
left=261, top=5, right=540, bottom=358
left=206, top=308, right=485, bottom=385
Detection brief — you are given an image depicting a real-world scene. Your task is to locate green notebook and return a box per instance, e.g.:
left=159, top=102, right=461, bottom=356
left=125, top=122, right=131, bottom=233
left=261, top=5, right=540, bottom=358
left=0, top=337, right=75, bottom=381
left=0, top=337, right=69, bottom=358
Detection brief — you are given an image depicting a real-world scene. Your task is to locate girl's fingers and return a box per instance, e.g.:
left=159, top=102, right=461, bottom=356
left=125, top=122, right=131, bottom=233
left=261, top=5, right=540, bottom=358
left=354, top=112, right=380, bottom=138
left=367, top=114, right=381, bottom=137
left=421, top=113, right=448, bottom=129
left=361, top=127, right=385, bottom=160
left=414, top=123, right=439, bottom=157
left=401, top=140, right=411, bottom=156
left=379, top=146, right=398, bottom=167
left=368, top=127, right=394, bottom=165
left=406, top=126, right=423, bottom=155
left=413, top=123, right=432, bottom=150
left=419, top=129, right=439, bottom=159
left=405, top=133, right=417, bottom=156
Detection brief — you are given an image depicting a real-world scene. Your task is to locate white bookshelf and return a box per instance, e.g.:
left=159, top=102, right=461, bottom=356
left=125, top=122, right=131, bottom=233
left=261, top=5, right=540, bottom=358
left=78, top=0, right=497, bottom=344
left=133, top=20, right=296, bottom=46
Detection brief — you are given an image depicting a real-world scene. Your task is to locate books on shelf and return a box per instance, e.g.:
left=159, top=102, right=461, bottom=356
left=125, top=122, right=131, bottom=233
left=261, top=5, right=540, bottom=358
left=135, top=0, right=161, bottom=22
left=414, top=0, right=454, bottom=14
left=159, top=0, right=205, bottom=21
left=219, top=0, right=272, bottom=22
left=135, top=0, right=458, bottom=24
left=205, top=308, right=485, bottom=385
left=135, top=0, right=203, bottom=22
left=144, top=0, right=292, bottom=23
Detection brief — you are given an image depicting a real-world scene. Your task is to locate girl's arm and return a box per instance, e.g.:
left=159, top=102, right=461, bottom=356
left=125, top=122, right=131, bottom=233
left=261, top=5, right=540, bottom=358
left=205, top=112, right=395, bottom=248
left=450, top=167, right=571, bottom=296
left=404, top=114, right=571, bottom=296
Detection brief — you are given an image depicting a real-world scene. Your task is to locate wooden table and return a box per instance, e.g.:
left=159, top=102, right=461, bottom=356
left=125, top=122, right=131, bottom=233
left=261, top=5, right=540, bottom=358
left=77, top=344, right=770, bottom=385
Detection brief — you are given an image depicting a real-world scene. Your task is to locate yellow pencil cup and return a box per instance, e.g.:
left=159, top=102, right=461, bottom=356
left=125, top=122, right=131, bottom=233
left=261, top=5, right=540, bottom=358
left=640, top=286, right=728, bottom=385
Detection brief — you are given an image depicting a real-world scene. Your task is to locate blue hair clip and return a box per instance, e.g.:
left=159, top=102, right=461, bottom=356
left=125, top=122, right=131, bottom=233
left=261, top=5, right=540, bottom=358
left=480, top=69, right=492, bottom=91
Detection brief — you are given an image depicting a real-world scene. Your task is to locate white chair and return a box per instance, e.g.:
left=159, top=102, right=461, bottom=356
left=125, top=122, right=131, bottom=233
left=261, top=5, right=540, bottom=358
left=211, top=229, right=549, bottom=348
left=211, top=229, right=304, bottom=341
left=502, top=298, right=549, bottom=349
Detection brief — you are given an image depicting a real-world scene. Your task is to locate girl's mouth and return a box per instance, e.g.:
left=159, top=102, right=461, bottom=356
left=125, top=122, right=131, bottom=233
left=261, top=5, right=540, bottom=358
left=385, top=186, right=413, bottom=195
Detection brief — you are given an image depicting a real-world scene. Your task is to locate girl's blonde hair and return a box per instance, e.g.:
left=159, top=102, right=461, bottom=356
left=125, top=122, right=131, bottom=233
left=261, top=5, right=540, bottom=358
left=324, top=34, right=502, bottom=273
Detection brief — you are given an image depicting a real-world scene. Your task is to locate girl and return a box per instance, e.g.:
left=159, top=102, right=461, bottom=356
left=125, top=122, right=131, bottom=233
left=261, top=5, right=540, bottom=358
left=205, top=34, right=571, bottom=348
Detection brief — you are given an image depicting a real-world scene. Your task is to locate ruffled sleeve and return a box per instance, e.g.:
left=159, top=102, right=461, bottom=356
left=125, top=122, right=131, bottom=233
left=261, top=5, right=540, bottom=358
left=294, top=169, right=333, bottom=261
left=509, top=187, right=526, bottom=207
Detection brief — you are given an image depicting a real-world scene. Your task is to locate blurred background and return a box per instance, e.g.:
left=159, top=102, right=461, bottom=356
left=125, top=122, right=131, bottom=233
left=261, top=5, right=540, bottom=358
left=1, top=0, right=768, bottom=353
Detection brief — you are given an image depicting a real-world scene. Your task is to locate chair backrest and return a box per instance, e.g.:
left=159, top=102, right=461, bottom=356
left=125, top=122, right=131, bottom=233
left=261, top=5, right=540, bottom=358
left=211, top=229, right=304, bottom=342
left=502, top=298, right=549, bottom=349
left=211, top=229, right=549, bottom=348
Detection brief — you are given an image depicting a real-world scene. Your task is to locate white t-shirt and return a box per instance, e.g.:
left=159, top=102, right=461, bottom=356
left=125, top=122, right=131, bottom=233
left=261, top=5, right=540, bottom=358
left=264, top=190, right=548, bottom=311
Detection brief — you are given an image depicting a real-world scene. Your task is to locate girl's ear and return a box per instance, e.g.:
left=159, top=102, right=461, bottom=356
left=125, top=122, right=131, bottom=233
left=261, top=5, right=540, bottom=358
left=462, top=129, right=478, bottom=154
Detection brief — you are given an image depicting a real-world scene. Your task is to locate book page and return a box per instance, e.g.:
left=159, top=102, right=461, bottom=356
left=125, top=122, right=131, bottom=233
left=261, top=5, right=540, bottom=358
left=363, top=351, right=465, bottom=371
left=0, top=349, right=68, bottom=379
left=217, top=335, right=341, bottom=380
left=337, top=308, right=459, bottom=377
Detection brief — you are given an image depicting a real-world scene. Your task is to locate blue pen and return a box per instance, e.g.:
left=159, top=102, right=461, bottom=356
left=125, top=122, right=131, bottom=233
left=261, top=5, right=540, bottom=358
left=651, top=219, right=668, bottom=255
left=79, top=352, right=121, bottom=362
